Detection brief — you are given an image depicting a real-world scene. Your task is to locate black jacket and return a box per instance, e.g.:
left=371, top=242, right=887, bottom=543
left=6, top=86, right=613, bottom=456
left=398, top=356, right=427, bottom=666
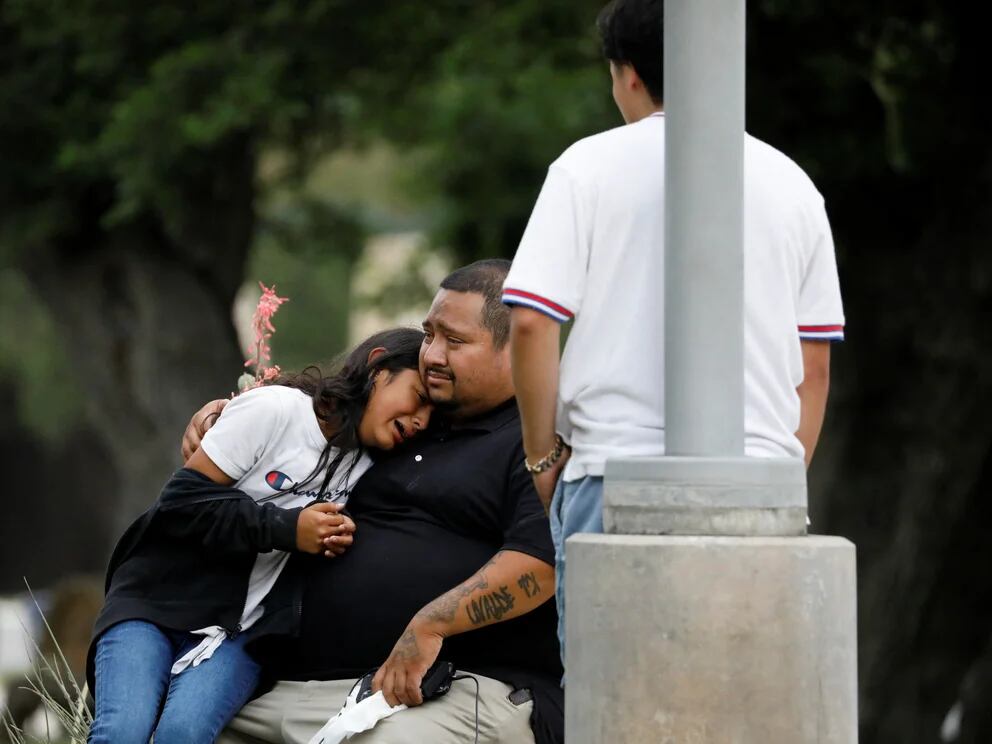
left=86, top=468, right=304, bottom=693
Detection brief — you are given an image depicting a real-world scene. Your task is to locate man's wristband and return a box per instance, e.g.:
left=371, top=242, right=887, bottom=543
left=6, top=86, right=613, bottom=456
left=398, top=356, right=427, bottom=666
left=525, top=435, right=565, bottom=474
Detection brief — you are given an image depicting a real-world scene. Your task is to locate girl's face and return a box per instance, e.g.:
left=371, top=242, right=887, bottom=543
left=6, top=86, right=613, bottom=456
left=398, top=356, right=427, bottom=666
left=358, top=368, right=432, bottom=450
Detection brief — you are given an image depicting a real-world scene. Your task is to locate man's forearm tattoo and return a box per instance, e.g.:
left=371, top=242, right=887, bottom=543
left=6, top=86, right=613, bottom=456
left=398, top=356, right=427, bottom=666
left=394, top=627, right=421, bottom=660
left=416, top=555, right=497, bottom=626
left=517, top=571, right=541, bottom=598
left=466, top=586, right=515, bottom=626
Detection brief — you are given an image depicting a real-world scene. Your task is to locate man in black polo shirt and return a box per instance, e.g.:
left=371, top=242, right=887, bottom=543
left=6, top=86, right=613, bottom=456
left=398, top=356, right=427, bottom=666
left=185, top=260, right=562, bottom=744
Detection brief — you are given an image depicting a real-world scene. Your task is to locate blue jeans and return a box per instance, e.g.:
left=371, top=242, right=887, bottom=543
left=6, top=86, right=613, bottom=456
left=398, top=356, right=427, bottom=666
left=88, top=620, right=260, bottom=744
left=549, top=476, right=604, bottom=668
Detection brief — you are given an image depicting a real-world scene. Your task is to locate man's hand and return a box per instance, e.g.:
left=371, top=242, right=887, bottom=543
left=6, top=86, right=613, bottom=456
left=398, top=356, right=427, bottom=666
left=181, top=399, right=228, bottom=461
left=371, top=549, right=553, bottom=707
left=531, top=445, right=571, bottom=514
left=372, top=618, right=444, bottom=707
left=321, top=513, right=356, bottom=558
left=296, top=503, right=353, bottom=555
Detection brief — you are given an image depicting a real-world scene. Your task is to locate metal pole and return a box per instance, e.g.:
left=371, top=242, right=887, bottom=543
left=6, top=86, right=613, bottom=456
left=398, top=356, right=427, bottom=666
left=664, top=0, right=746, bottom=457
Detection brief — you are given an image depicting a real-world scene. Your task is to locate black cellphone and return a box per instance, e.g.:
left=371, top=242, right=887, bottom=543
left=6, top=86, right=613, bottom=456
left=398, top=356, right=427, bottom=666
left=355, top=659, right=455, bottom=703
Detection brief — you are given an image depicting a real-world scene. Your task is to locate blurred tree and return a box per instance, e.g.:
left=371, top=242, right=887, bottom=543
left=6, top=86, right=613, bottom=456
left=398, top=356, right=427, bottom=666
left=0, top=270, right=84, bottom=441
left=0, top=0, right=450, bottom=535
left=366, top=0, right=619, bottom=259
left=0, top=380, right=116, bottom=591
left=0, top=1, right=296, bottom=534
left=249, top=201, right=358, bottom=371
left=744, top=4, right=992, bottom=742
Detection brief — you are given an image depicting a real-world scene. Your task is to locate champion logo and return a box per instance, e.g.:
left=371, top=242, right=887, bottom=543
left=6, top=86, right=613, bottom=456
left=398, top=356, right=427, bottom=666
left=265, top=470, right=295, bottom=490
left=261, top=471, right=351, bottom=504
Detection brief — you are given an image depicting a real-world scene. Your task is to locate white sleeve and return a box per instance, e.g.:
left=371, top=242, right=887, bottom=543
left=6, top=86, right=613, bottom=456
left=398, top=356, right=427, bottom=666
left=797, top=197, right=845, bottom=341
left=502, top=165, right=591, bottom=322
left=199, top=387, right=287, bottom=481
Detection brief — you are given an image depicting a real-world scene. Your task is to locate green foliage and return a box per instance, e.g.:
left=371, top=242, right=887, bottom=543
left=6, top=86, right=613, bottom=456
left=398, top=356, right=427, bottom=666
left=0, top=1, right=380, bottom=255
left=249, top=207, right=357, bottom=372
left=367, top=0, right=619, bottom=260
left=1, top=0, right=978, bottom=403
left=0, top=271, right=83, bottom=442
left=0, top=0, right=619, bottom=284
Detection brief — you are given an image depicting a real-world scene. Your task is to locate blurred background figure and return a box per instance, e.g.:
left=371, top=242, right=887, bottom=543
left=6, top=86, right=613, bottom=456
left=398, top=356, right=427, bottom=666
left=0, top=2, right=990, bottom=742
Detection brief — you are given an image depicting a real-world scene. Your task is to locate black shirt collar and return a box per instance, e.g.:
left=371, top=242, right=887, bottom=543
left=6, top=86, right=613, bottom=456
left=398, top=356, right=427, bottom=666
left=435, top=397, right=519, bottom=434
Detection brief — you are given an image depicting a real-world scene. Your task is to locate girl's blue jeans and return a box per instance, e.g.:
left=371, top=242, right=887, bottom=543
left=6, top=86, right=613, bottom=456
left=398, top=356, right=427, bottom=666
left=88, top=619, right=260, bottom=744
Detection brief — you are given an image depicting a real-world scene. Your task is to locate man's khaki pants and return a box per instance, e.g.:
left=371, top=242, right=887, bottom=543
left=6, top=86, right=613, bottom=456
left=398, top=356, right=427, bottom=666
left=217, top=672, right=535, bottom=744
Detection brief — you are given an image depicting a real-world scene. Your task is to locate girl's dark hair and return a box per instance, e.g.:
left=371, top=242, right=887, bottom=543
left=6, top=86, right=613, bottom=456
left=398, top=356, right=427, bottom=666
left=265, top=327, right=424, bottom=502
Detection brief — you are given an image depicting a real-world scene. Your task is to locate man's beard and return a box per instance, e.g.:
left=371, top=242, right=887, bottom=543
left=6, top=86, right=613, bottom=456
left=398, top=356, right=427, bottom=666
left=426, top=375, right=462, bottom=415
left=425, top=366, right=456, bottom=401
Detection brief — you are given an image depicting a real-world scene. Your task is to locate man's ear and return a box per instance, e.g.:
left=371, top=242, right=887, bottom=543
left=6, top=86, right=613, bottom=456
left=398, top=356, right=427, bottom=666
left=624, top=64, right=644, bottom=95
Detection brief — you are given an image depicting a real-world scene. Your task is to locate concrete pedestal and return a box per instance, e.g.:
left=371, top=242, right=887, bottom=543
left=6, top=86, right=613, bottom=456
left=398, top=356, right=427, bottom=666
left=565, top=534, right=857, bottom=744
left=604, top=457, right=808, bottom=537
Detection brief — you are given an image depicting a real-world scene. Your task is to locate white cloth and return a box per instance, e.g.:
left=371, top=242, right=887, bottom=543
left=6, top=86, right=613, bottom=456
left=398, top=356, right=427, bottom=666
left=307, top=686, right=406, bottom=744
left=503, top=112, right=845, bottom=478
left=170, top=626, right=227, bottom=675
left=172, top=386, right=371, bottom=675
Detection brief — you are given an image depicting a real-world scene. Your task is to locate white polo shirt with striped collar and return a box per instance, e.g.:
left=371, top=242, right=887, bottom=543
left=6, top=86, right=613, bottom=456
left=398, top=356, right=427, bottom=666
left=503, top=111, right=845, bottom=481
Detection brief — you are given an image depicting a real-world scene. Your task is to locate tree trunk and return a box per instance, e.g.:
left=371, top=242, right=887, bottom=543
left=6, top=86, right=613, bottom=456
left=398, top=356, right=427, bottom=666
left=24, top=145, right=256, bottom=549
left=0, top=382, right=117, bottom=591
left=36, top=248, right=246, bottom=540
left=747, top=5, right=992, bottom=740
left=805, top=153, right=992, bottom=744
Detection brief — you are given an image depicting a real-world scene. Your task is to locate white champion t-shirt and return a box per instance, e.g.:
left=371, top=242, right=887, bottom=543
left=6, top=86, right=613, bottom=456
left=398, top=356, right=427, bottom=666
left=503, top=112, right=845, bottom=480
left=172, top=385, right=371, bottom=674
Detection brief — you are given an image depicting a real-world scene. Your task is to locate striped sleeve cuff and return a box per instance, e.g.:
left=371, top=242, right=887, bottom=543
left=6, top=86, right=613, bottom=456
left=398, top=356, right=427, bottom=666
left=799, top=324, right=845, bottom=341
left=502, top=288, right=574, bottom=323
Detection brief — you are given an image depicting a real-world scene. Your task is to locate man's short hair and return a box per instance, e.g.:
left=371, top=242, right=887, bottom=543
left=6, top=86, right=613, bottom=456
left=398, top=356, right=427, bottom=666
left=597, top=0, right=664, bottom=103
left=440, top=259, right=511, bottom=349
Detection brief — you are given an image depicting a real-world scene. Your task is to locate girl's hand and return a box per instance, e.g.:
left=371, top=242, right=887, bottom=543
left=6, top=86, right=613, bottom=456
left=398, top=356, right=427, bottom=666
left=296, top=502, right=348, bottom=554
left=322, top=514, right=357, bottom=558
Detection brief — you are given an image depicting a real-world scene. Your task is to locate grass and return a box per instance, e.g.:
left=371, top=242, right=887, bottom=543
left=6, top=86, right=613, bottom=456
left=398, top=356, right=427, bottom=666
left=1, top=589, right=91, bottom=744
